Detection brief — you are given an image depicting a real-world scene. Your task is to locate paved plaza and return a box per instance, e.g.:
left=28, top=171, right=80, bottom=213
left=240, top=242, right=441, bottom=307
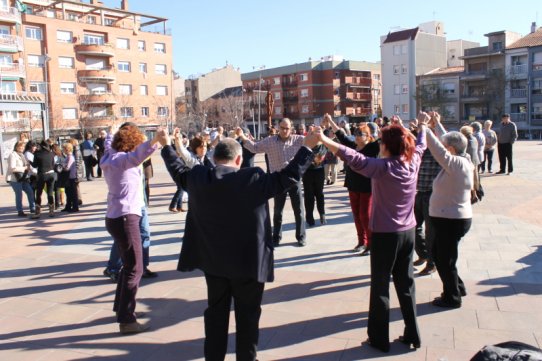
left=1, top=141, right=542, bottom=360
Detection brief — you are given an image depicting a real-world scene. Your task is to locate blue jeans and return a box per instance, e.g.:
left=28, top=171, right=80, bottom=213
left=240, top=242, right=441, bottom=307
left=107, top=206, right=151, bottom=273
left=10, top=181, right=36, bottom=213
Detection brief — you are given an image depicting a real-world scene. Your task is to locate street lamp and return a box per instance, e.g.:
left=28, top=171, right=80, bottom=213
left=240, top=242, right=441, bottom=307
left=42, top=54, right=51, bottom=139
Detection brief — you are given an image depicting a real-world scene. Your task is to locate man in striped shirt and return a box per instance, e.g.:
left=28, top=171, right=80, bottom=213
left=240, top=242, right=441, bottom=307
left=237, top=118, right=307, bottom=246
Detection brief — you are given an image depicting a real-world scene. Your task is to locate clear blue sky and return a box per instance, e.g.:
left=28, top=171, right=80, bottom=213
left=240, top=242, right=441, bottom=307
left=104, top=0, right=541, bottom=78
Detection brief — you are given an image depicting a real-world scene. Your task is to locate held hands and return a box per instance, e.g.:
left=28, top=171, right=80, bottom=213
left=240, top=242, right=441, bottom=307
left=235, top=127, right=246, bottom=140
left=391, top=115, right=403, bottom=125
left=429, top=111, right=441, bottom=128
left=173, top=127, right=181, bottom=140
left=303, top=128, right=320, bottom=148
left=155, top=127, right=170, bottom=147
left=416, top=111, right=431, bottom=127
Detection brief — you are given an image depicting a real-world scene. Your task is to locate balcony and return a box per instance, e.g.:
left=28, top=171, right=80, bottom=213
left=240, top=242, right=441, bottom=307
left=283, top=110, right=299, bottom=118
left=0, top=62, right=25, bottom=80
left=344, top=76, right=371, bottom=87
left=461, top=90, right=486, bottom=101
left=281, top=79, right=298, bottom=88
left=0, top=34, right=23, bottom=52
left=510, top=113, right=527, bottom=122
left=332, top=79, right=340, bottom=87
left=283, top=95, right=298, bottom=103
left=79, top=92, right=117, bottom=104
left=533, top=64, right=542, bottom=72
left=74, top=43, right=115, bottom=57
left=510, top=88, right=527, bottom=98
left=78, top=68, right=116, bottom=83
left=346, top=107, right=371, bottom=116
left=333, top=110, right=342, bottom=117
left=510, top=64, right=527, bottom=76
left=345, top=92, right=371, bottom=101
left=0, top=7, right=21, bottom=23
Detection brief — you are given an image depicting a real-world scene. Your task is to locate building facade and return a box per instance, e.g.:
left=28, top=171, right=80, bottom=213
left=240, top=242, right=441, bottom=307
left=505, top=24, right=542, bottom=138
left=380, top=21, right=447, bottom=120
left=1, top=0, right=173, bottom=142
left=241, top=57, right=381, bottom=129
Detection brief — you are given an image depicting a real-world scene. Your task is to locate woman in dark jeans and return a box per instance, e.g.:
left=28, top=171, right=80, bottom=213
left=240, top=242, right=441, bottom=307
left=322, top=115, right=379, bottom=255
left=30, top=141, right=56, bottom=218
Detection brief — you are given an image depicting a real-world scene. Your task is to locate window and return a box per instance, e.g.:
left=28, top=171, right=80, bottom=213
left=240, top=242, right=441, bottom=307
left=27, top=55, right=43, bottom=67
left=116, top=38, right=129, bottom=49
left=156, top=85, right=168, bottom=96
left=141, top=107, right=149, bottom=117
left=25, top=26, right=42, bottom=40
left=402, top=104, right=409, bottom=114
left=442, top=82, right=455, bottom=94
left=119, top=84, right=132, bottom=95
left=56, top=30, right=72, bottom=43
left=87, top=83, right=107, bottom=94
left=0, top=81, right=16, bottom=93
left=140, top=85, right=148, bottom=95
left=157, top=107, right=168, bottom=117
left=89, top=107, right=107, bottom=117
left=63, top=108, right=77, bottom=119
left=58, top=57, right=74, bottom=68
left=393, top=84, right=400, bottom=95
left=274, top=106, right=281, bottom=115
left=492, top=42, right=503, bottom=51
left=154, top=42, right=165, bottom=53
left=533, top=52, right=542, bottom=71
left=445, top=105, right=456, bottom=118
left=402, top=84, right=408, bottom=94
left=104, top=18, right=114, bottom=26
left=393, top=65, right=399, bottom=74
left=394, top=105, right=400, bottom=113
left=85, top=58, right=104, bottom=70
left=86, top=15, right=96, bottom=24
left=300, top=73, right=308, bottom=82
left=138, top=40, right=145, bottom=51
left=273, top=77, right=280, bottom=85
left=66, top=12, right=78, bottom=21
left=300, top=88, right=309, bottom=97
left=155, top=64, right=167, bottom=75
left=373, top=74, right=380, bottom=80
left=120, top=107, right=133, bottom=117
left=29, top=82, right=46, bottom=93
left=402, top=44, right=408, bottom=54
left=393, top=45, right=401, bottom=55
left=117, top=61, right=131, bottom=72
left=0, top=53, right=12, bottom=64
left=274, top=92, right=280, bottom=100
left=60, top=82, right=76, bottom=94
left=139, top=62, right=147, bottom=73
left=301, top=105, right=309, bottom=113
left=0, top=25, right=8, bottom=35
left=83, top=33, right=104, bottom=45
left=401, top=64, right=407, bottom=74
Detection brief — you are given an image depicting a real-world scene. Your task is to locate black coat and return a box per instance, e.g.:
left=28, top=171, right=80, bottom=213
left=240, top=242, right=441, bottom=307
left=161, top=145, right=313, bottom=283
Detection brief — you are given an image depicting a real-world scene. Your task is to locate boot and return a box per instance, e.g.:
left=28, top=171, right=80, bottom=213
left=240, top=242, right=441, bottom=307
left=49, top=204, right=55, bottom=217
left=31, top=205, right=41, bottom=219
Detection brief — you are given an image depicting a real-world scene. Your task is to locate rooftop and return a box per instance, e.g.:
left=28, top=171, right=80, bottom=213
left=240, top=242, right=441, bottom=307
left=507, top=28, right=542, bottom=49
left=382, top=27, right=419, bottom=44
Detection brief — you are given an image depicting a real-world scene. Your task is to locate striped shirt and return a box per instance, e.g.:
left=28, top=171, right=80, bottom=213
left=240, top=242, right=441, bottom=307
left=242, top=134, right=305, bottom=172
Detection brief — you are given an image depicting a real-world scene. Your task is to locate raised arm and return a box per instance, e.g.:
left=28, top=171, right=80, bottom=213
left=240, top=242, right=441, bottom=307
left=236, top=127, right=271, bottom=154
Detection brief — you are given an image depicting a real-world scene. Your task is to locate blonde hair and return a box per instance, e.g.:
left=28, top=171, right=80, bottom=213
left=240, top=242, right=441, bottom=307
left=460, top=125, right=473, bottom=137
left=63, top=142, right=74, bottom=154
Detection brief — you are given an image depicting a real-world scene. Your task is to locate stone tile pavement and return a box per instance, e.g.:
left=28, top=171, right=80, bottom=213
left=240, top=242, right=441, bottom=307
left=1, top=141, right=542, bottom=360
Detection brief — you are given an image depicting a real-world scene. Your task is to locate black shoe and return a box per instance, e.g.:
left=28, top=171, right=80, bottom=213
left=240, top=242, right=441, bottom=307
left=297, top=239, right=306, bottom=247
left=18, top=211, right=26, bottom=217
left=413, top=258, right=427, bottom=266
left=495, top=171, right=506, bottom=174
left=359, top=248, right=370, bottom=256
left=397, top=336, right=421, bottom=349
left=418, top=265, right=436, bottom=276
left=306, top=219, right=315, bottom=227
left=272, top=238, right=281, bottom=247
left=320, top=215, right=327, bottom=225
left=432, top=297, right=461, bottom=308
left=103, top=268, right=119, bottom=283
left=363, top=339, right=389, bottom=353
left=352, top=244, right=364, bottom=253
left=142, top=268, right=158, bottom=278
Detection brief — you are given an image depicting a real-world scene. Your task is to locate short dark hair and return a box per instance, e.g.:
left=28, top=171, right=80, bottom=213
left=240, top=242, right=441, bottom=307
left=213, top=138, right=242, bottom=162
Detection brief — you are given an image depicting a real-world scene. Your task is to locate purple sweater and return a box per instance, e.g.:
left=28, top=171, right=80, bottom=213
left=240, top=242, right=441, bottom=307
left=100, top=133, right=158, bottom=218
left=337, top=130, right=426, bottom=233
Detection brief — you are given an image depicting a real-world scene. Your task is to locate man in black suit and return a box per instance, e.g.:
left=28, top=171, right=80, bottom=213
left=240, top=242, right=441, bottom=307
left=160, top=130, right=316, bottom=361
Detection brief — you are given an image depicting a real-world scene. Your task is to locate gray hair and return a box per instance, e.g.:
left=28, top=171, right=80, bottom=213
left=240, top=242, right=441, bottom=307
left=213, top=138, right=242, bottom=162
left=484, top=119, right=492, bottom=128
left=470, top=121, right=482, bottom=132
left=441, top=131, right=467, bottom=155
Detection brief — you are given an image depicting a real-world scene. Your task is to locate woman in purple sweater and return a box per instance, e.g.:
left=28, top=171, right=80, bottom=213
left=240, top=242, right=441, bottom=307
left=100, top=123, right=162, bottom=334
left=316, top=117, right=427, bottom=352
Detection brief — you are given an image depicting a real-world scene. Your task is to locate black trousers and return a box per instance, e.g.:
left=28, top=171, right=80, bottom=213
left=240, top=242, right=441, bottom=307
left=414, top=191, right=435, bottom=267
left=204, top=273, right=264, bottom=361
left=368, top=228, right=420, bottom=349
left=64, top=179, right=79, bottom=211
left=497, top=143, right=513, bottom=173
left=302, top=167, right=325, bottom=223
left=35, top=173, right=56, bottom=207
left=431, top=217, right=471, bottom=305
left=83, top=155, right=95, bottom=179
left=273, top=181, right=305, bottom=242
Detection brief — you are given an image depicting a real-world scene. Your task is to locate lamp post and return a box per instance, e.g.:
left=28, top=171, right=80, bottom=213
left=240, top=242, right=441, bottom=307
left=42, top=54, right=51, bottom=139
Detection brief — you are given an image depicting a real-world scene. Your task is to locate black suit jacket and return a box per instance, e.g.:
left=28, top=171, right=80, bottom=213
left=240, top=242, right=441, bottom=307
left=161, top=145, right=313, bottom=283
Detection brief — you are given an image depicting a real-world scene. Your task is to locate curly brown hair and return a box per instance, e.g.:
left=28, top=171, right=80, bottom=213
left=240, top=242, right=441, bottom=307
left=112, top=125, right=145, bottom=152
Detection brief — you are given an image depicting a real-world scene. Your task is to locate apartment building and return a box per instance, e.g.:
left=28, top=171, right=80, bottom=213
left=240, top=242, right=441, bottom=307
left=505, top=24, right=542, bottom=138
left=380, top=21, right=447, bottom=120
left=241, top=56, right=381, bottom=128
left=417, top=66, right=463, bottom=126
left=459, top=30, right=521, bottom=122
left=1, top=0, right=173, bottom=142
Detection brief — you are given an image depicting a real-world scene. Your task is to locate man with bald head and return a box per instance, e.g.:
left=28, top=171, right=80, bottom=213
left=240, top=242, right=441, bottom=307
left=238, top=118, right=307, bottom=246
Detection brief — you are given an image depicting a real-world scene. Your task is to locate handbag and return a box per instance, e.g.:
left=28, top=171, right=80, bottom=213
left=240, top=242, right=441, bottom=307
left=54, top=163, right=64, bottom=173
left=13, top=170, right=30, bottom=183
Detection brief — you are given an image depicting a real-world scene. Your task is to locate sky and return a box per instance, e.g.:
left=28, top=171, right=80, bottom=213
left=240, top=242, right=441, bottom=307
left=103, top=0, right=542, bottom=78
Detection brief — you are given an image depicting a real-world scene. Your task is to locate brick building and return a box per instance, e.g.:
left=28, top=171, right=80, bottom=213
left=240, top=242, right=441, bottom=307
left=0, top=0, right=173, bottom=143
left=241, top=56, right=381, bottom=129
